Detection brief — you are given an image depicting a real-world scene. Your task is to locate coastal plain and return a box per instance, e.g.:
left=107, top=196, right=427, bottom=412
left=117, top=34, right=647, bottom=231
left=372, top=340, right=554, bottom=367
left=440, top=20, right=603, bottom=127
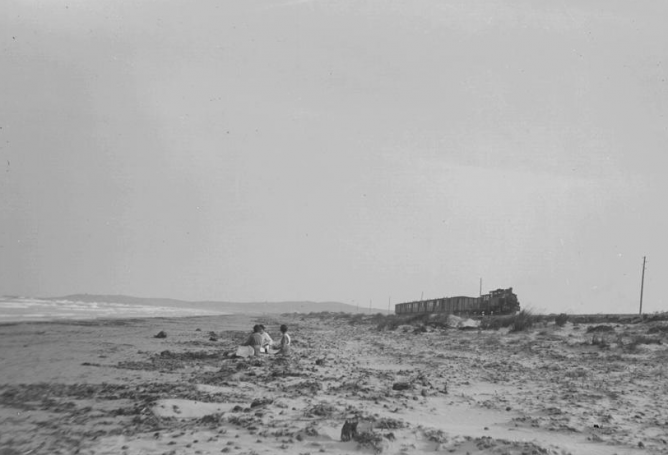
left=1, top=312, right=667, bottom=455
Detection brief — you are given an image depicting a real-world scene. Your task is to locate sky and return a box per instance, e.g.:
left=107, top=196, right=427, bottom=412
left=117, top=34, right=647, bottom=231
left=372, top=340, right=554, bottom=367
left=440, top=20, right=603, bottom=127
left=1, top=0, right=667, bottom=314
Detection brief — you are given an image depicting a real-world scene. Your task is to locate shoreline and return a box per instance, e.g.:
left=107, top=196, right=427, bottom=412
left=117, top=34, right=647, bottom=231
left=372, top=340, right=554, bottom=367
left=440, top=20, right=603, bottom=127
left=0, top=313, right=236, bottom=327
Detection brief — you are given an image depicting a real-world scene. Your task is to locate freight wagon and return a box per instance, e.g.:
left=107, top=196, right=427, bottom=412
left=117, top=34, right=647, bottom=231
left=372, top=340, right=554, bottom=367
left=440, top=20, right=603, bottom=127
left=395, top=288, right=520, bottom=316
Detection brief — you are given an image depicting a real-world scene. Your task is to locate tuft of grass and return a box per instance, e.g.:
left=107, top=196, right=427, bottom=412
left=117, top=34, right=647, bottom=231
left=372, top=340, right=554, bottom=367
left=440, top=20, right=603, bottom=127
left=374, top=417, right=406, bottom=430
left=510, top=309, right=536, bottom=332
left=479, top=315, right=512, bottom=330
left=586, top=325, right=614, bottom=333
left=648, top=325, right=668, bottom=334
left=625, top=335, right=662, bottom=351
left=483, top=334, right=502, bottom=346
left=376, top=313, right=434, bottom=331
left=479, top=309, right=536, bottom=332
left=555, top=313, right=569, bottom=327
left=348, top=313, right=365, bottom=325
left=565, top=368, right=588, bottom=378
left=591, top=333, right=611, bottom=349
left=355, top=431, right=386, bottom=452
left=423, top=428, right=449, bottom=443
left=376, top=315, right=405, bottom=331
left=648, top=312, right=668, bottom=322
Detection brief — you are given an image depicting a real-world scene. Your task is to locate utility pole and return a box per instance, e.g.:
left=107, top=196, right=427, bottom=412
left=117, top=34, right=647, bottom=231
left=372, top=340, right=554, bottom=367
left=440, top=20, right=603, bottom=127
left=639, top=256, right=646, bottom=315
left=420, top=291, right=424, bottom=301
left=479, top=277, right=482, bottom=297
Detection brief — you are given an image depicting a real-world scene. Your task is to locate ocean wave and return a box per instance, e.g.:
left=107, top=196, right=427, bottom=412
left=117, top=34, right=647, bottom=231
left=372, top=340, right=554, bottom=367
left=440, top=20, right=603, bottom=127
left=0, top=297, right=229, bottom=322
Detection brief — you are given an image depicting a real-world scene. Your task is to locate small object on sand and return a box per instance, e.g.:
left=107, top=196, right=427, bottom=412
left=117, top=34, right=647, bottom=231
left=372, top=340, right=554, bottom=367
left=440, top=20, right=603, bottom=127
left=235, top=346, right=255, bottom=358
left=341, top=420, right=358, bottom=442
left=392, top=382, right=411, bottom=391
left=250, top=398, right=273, bottom=408
left=315, top=358, right=326, bottom=366
left=154, top=331, right=167, bottom=339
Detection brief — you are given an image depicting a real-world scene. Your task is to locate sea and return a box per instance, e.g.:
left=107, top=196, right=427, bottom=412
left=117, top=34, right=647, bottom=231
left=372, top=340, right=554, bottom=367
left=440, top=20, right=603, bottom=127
left=0, top=296, right=229, bottom=323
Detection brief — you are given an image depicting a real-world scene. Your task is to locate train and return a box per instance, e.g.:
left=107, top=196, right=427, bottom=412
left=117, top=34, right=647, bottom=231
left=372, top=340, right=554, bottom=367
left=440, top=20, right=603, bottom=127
left=395, top=288, right=520, bottom=316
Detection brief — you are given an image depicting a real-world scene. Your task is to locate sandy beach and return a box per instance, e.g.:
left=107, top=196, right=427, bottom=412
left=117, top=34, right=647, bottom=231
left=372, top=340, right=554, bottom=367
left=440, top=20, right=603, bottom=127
left=1, top=312, right=667, bottom=455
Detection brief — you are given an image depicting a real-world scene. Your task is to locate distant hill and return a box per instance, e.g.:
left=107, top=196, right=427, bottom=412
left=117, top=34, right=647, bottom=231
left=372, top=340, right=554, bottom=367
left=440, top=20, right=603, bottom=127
left=45, top=294, right=392, bottom=315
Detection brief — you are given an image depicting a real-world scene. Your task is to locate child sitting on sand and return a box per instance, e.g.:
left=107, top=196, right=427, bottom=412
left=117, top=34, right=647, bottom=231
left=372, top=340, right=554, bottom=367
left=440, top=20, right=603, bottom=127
left=259, top=324, right=273, bottom=353
left=242, top=325, right=264, bottom=356
left=276, top=324, right=291, bottom=355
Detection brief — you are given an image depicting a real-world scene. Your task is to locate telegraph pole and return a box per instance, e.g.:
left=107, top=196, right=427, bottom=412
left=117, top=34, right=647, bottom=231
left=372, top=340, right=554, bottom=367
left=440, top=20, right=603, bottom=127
left=479, top=278, right=482, bottom=297
left=639, top=256, right=646, bottom=315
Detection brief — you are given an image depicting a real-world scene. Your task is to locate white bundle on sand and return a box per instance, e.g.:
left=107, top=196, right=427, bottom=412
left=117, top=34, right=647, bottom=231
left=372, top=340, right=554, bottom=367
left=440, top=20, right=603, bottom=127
left=447, top=314, right=480, bottom=328
left=235, top=346, right=255, bottom=358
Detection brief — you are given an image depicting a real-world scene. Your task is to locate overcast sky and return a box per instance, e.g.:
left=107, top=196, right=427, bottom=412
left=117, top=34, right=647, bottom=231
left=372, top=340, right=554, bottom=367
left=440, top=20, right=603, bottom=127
left=1, top=0, right=666, bottom=313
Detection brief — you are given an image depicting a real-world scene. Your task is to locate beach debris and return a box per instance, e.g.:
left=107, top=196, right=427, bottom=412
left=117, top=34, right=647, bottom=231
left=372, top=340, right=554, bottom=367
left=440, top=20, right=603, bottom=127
left=414, top=371, right=432, bottom=387
left=285, top=380, right=322, bottom=395
left=154, top=331, right=167, bottom=338
left=304, top=424, right=319, bottom=436
left=304, top=402, right=336, bottom=417
left=392, top=382, right=411, bottom=391
left=198, top=413, right=223, bottom=425
left=250, top=398, right=273, bottom=408
left=340, top=420, right=358, bottom=442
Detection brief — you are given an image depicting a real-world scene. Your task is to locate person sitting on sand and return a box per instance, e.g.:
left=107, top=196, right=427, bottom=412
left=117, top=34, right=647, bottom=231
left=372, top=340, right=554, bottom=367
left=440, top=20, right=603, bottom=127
left=243, top=325, right=264, bottom=355
left=259, top=324, right=273, bottom=353
left=276, top=324, right=291, bottom=355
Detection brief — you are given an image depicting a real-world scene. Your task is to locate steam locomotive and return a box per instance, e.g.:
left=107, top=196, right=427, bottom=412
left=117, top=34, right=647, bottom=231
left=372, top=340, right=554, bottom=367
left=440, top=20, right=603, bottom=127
left=394, top=288, right=520, bottom=316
